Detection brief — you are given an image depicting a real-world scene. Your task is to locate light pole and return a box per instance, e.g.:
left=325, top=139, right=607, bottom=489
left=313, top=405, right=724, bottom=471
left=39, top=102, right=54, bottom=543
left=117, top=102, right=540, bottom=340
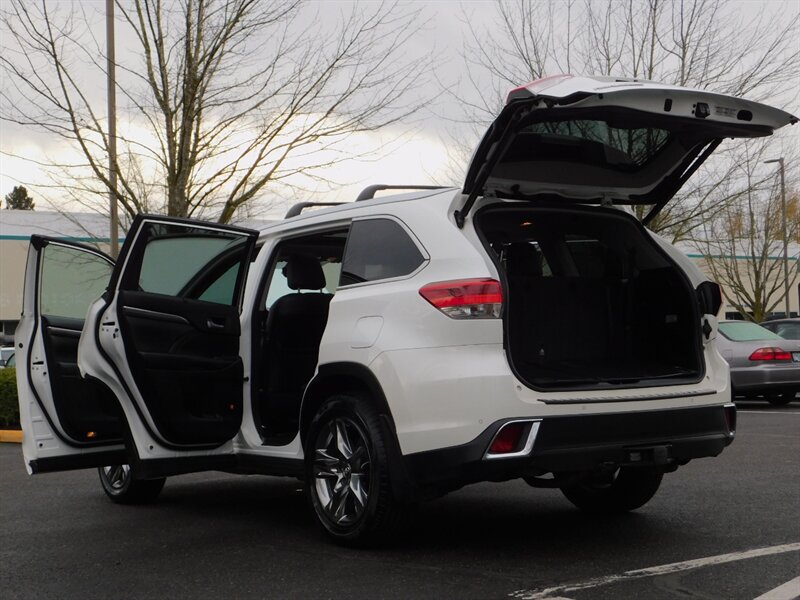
left=764, top=157, right=790, bottom=318
left=106, top=0, right=119, bottom=258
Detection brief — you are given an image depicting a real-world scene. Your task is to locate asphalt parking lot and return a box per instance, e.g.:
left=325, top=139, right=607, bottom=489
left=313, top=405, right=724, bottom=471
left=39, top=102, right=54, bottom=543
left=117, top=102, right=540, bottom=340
left=1, top=401, right=798, bottom=600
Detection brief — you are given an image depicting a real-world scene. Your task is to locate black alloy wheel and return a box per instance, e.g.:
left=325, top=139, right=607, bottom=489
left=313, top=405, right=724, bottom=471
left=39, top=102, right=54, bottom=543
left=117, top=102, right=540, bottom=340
left=98, top=464, right=166, bottom=504
left=305, top=395, right=407, bottom=545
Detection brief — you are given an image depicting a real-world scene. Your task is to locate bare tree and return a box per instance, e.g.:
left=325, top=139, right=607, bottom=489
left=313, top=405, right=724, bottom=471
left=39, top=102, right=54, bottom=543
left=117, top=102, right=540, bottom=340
left=449, top=0, right=800, bottom=241
left=694, top=142, right=800, bottom=321
left=0, top=0, right=431, bottom=224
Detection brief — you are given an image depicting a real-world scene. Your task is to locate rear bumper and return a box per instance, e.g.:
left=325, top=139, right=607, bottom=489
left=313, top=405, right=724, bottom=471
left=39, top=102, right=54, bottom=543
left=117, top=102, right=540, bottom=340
left=403, top=405, right=734, bottom=496
left=730, top=364, right=800, bottom=394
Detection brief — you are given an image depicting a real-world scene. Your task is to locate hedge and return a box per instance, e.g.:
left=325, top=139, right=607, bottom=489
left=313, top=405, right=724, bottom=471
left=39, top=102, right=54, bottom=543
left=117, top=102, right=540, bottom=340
left=0, top=368, right=21, bottom=428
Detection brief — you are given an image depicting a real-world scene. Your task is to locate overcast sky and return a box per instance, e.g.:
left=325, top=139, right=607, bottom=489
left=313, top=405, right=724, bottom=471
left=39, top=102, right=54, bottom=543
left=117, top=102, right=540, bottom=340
left=1, top=0, right=797, bottom=222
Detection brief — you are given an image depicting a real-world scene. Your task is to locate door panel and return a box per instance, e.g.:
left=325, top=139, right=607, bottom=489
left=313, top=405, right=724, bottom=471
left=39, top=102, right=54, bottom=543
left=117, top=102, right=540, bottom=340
left=17, top=236, right=127, bottom=474
left=117, top=291, right=243, bottom=445
left=90, top=216, right=258, bottom=452
left=41, top=315, right=122, bottom=442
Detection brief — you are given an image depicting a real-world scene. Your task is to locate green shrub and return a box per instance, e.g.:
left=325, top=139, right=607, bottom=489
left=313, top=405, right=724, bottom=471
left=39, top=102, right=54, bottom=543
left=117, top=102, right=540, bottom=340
left=0, top=368, right=21, bottom=429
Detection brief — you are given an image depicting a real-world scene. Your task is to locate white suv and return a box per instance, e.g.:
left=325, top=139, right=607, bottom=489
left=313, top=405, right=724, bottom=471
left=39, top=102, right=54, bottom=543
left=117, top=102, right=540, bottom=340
left=16, top=76, right=796, bottom=544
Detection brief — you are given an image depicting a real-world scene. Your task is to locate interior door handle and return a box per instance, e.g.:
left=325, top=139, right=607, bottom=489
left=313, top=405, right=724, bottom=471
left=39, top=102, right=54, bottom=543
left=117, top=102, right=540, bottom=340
left=206, top=319, right=226, bottom=330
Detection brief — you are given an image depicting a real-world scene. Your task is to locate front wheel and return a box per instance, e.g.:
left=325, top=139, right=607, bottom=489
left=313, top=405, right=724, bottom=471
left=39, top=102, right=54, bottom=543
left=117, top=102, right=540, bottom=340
left=560, top=467, right=663, bottom=514
left=305, top=395, right=406, bottom=545
left=98, top=465, right=166, bottom=504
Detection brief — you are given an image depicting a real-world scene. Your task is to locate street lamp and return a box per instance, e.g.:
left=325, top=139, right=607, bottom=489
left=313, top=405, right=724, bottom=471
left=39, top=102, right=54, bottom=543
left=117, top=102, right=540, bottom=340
left=764, top=157, right=790, bottom=318
left=106, top=0, right=119, bottom=258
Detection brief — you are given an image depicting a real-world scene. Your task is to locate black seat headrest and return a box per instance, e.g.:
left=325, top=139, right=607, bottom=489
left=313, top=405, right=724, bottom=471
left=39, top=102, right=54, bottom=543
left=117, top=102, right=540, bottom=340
left=284, top=254, right=326, bottom=290
left=505, top=243, right=543, bottom=277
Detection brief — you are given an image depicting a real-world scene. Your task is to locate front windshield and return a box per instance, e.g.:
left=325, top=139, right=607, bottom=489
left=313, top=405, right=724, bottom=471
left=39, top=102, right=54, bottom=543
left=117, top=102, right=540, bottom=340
left=718, top=321, right=784, bottom=342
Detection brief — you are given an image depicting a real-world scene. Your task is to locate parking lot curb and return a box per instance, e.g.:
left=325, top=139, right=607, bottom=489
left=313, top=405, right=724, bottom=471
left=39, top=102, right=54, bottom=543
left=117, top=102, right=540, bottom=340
left=0, top=430, right=22, bottom=443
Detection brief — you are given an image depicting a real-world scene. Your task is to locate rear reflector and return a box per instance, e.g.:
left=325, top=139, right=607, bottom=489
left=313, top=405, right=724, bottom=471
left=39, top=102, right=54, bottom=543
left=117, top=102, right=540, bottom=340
left=489, top=422, right=526, bottom=454
left=485, top=419, right=541, bottom=459
left=419, top=278, right=502, bottom=319
left=748, top=347, right=792, bottom=361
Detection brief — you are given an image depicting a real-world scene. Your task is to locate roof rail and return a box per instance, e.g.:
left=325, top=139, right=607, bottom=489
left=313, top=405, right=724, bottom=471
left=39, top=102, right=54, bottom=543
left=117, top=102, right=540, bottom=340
left=355, top=185, right=447, bottom=202
left=284, top=202, right=344, bottom=219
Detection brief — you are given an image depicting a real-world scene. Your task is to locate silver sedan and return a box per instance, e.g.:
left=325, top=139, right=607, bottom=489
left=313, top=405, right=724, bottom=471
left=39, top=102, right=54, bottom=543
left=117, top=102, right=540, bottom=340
left=716, top=321, right=800, bottom=406
left=760, top=318, right=800, bottom=340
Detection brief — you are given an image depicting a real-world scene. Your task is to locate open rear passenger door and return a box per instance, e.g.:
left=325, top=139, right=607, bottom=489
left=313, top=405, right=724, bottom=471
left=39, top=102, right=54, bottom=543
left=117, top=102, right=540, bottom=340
left=78, top=215, right=258, bottom=477
left=17, top=236, right=127, bottom=474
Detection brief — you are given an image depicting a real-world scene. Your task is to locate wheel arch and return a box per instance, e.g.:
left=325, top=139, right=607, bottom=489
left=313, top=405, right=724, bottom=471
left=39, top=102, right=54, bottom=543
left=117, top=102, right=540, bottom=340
left=300, top=362, right=395, bottom=443
left=300, top=362, right=417, bottom=502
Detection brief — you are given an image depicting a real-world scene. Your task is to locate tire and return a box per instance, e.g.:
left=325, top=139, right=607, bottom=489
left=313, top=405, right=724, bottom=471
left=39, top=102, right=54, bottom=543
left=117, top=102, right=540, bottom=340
left=560, top=467, right=663, bottom=514
left=305, top=394, right=406, bottom=545
left=765, top=390, right=795, bottom=406
left=98, top=464, right=166, bottom=505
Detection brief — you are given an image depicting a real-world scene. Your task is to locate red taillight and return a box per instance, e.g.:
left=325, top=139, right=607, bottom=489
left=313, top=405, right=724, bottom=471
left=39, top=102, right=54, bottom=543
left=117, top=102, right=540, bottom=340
left=419, top=278, right=503, bottom=319
left=748, top=347, right=792, bottom=361
left=489, top=422, right=526, bottom=454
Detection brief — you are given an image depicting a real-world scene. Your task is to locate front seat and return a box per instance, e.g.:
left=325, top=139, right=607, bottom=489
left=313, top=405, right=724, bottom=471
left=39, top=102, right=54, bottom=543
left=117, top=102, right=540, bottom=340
left=263, top=255, right=332, bottom=433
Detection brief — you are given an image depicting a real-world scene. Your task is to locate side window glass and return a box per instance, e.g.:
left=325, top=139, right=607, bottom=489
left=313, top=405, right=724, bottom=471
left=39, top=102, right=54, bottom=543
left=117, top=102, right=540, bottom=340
left=197, top=263, right=239, bottom=305
left=264, top=259, right=343, bottom=309
left=40, top=244, right=113, bottom=319
left=262, top=228, right=349, bottom=309
left=125, top=222, right=250, bottom=306
left=265, top=260, right=291, bottom=308
left=340, top=219, right=424, bottom=285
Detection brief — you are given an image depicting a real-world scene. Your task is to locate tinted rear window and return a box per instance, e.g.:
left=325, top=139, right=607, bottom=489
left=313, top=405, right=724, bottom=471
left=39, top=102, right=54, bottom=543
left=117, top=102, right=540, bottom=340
left=514, top=120, right=671, bottom=169
left=763, top=321, right=800, bottom=339
left=718, top=321, right=784, bottom=342
left=340, top=219, right=424, bottom=285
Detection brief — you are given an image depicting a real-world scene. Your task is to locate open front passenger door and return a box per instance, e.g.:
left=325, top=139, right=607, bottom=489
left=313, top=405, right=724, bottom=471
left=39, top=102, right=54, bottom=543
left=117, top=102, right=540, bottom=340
left=78, top=216, right=258, bottom=477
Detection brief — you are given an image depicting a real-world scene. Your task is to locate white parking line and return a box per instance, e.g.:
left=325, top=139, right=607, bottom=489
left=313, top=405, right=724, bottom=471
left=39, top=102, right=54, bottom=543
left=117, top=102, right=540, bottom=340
left=508, top=543, right=800, bottom=600
left=753, top=576, right=800, bottom=600
left=738, top=411, right=800, bottom=415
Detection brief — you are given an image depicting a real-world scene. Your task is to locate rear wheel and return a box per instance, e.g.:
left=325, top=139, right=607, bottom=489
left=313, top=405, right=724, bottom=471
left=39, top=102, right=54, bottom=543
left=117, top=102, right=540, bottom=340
left=560, top=467, right=663, bottom=513
left=98, top=465, right=166, bottom=504
left=305, top=395, right=406, bottom=545
left=765, top=390, right=796, bottom=406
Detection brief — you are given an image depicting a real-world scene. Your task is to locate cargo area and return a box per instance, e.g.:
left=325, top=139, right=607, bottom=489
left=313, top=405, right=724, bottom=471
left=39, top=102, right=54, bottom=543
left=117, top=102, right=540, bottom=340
left=476, top=205, right=704, bottom=389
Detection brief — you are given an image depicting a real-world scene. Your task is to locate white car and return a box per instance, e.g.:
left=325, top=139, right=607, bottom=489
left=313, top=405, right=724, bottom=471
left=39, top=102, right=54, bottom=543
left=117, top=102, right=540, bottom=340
left=1, top=346, right=14, bottom=368
left=16, top=76, right=796, bottom=544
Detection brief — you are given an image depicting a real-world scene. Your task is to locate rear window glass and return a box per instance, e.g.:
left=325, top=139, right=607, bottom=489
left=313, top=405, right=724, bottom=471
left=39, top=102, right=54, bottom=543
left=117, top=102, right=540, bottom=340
left=516, top=120, right=671, bottom=169
left=763, top=322, right=800, bottom=339
left=124, top=222, right=251, bottom=306
left=775, top=323, right=800, bottom=339
left=40, top=244, right=113, bottom=319
left=340, top=219, right=424, bottom=285
left=718, top=321, right=784, bottom=342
